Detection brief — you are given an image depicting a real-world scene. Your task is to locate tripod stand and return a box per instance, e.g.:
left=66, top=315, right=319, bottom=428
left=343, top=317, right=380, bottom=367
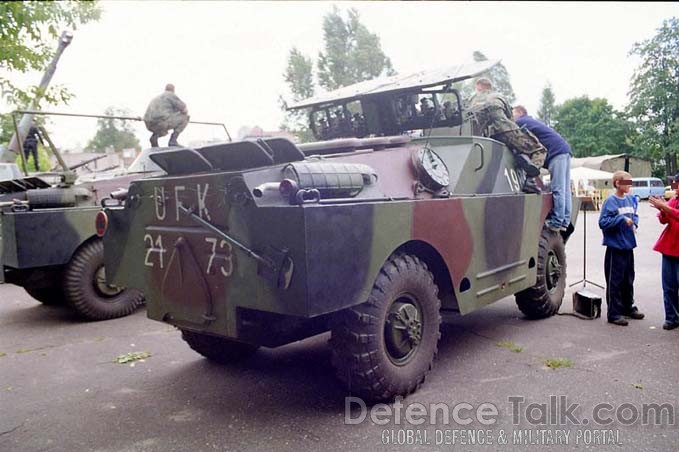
left=569, top=202, right=604, bottom=289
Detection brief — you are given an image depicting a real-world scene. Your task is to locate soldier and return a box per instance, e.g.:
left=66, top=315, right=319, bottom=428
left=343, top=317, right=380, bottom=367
left=466, top=78, right=546, bottom=194
left=143, top=84, right=190, bottom=147
left=23, top=126, right=44, bottom=171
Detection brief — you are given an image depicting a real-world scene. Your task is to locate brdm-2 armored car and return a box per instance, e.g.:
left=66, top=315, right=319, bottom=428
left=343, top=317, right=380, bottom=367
left=101, top=61, right=576, bottom=401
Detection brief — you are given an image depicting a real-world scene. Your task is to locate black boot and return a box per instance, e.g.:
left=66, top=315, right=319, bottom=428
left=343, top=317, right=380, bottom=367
left=168, top=131, right=180, bottom=147
left=522, top=177, right=542, bottom=194
left=515, top=154, right=540, bottom=178
left=150, top=133, right=159, bottom=148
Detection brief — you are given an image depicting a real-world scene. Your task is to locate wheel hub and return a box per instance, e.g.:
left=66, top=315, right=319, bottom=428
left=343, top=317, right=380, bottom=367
left=385, top=297, right=422, bottom=365
left=546, top=250, right=562, bottom=292
left=94, top=266, right=123, bottom=297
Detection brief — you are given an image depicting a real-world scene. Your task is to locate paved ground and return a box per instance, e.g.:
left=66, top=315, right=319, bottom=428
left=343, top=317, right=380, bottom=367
left=1, top=201, right=678, bottom=452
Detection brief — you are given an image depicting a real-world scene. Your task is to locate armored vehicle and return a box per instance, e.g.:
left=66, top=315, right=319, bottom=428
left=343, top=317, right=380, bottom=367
left=101, top=61, right=576, bottom=401
left=0, top=147, right=166, bottom=320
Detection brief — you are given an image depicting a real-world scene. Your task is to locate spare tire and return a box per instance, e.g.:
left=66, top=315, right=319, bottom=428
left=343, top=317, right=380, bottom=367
left=64, top=238, right=144, bottom=321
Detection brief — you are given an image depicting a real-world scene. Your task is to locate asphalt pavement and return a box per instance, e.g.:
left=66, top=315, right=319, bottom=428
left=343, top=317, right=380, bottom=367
left=1, top=200, right=678, bottom=452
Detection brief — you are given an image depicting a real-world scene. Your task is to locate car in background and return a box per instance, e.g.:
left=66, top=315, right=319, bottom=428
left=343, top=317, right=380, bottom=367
left=632, top=177, right=665, bottom=200
left=664, top=186, right=677, bottom=200
left=0, top=163, right=23, bottom=181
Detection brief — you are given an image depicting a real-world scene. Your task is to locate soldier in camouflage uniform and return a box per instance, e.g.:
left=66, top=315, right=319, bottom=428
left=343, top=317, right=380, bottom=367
left=143, top=84, right=190, bottom=147
left=467, top=78, right=546, bottom=193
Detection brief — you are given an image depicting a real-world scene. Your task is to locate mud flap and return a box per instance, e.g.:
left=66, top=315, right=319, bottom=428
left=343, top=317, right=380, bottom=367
left=161, top=236, right=216, bottom=327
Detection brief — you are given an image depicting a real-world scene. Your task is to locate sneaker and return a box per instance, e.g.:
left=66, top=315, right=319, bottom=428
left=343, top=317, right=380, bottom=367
left=608, top=318, right=629, bottom=326
left=662, top=322, right=679, bottom=330
left=627, top=311, right=645, bottom=320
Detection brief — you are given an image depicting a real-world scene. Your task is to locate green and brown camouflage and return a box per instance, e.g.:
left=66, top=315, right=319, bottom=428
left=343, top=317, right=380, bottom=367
left=102, top=60, right=578, bottom=401
left=0, top=146, right=162, bottom=320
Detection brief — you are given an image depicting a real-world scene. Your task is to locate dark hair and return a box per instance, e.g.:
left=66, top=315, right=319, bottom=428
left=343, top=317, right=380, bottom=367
left=673, top=173, right=679, bottom=183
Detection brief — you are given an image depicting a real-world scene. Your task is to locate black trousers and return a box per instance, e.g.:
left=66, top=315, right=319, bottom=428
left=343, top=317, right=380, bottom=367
left=24, top=143, right=39, bottom=170
left=604, top=247, right=636, bottom=320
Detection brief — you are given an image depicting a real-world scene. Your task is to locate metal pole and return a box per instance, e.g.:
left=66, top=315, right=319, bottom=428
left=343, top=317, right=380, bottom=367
left=11, top=113, right=28, bottom=175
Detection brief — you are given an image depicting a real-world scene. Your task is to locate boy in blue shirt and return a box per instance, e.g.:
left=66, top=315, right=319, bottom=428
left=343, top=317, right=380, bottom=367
left=598, top=171, right=645, bottom=326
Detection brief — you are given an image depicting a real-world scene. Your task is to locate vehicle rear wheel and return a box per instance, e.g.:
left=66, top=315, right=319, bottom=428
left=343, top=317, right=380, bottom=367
left=515, top=227, right=566, bottom=319
left=180, top=329, right=259, bottom=364
left=330, top=254, right=441, bottom=403
left=64, top=239, right=144, bottom=321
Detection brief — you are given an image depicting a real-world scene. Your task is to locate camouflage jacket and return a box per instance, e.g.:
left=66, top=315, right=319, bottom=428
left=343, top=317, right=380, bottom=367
left=143, top=91, right=188, bottom=124
left=466, top=90, right=517, bottom=136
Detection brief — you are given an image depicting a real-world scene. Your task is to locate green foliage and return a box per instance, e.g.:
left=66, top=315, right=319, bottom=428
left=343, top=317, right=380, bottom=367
left=281, top=7, right=395, bottom=143
left=281, top=48, right=315, bottom=141
left=317, top=7, right=394, bottom=91
left=627, top=17, right=679, bottom=175
left=543, top=358, right=573, bottom=369
left=85, top=107, right=140, bottom=153
left=114, top=351, right=151, bottom=364
left=553, top=96, right=637, bottom=158
left=537, top=83, right=556, bottom=127
left=453, top=51, right=516, bottom=103
left=15, top=144, right=52, bottom=172
left=497, top=341, right=523, bottom=353
left=0, top=1, right=101, bottom=106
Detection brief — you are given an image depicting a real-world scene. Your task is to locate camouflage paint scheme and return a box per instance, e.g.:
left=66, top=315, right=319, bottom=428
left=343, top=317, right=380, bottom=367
left=103, top=135, right=558, bottom=345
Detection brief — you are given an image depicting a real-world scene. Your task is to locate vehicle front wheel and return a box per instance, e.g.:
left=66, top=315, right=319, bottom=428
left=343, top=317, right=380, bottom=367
left=330, top=254, right=441, bottom=403
left=515, top=227, right=567, bottom=319
left=180, top=329, right=259, bottom=364
left=64, top=239, right=144, bottom=321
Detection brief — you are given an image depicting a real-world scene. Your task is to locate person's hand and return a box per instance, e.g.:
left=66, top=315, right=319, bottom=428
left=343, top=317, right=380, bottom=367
left=624, top=217, right=634, bottom=227
left=649, top=196, right=667, bottom=211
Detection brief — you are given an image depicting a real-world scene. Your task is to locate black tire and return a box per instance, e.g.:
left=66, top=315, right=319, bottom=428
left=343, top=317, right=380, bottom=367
left=181, top=329, right=259, bottom=364
left=515, top=227, right=567, bottom=319
left=330, top=254, right=441, bottom=403
left=25, top=284, right=67, bottom=306
left=64, top=239, right=144, bottom=321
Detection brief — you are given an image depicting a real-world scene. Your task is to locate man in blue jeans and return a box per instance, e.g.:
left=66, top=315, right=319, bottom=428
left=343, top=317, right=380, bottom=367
left=513, top=106, right=573, bottom=231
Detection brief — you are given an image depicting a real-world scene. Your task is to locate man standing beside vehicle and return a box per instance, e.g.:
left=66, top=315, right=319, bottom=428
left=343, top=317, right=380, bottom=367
left=143, top=83, right=190, bottom=148
left=513, top=105, right=573, bottom=232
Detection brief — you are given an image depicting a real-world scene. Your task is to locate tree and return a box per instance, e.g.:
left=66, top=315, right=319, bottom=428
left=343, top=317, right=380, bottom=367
left=626, top=17, right=679, bottom=176
left=553, top=96, right=637, bottom=158
left=86, top=107, right=140, bottom=153
left=280, top=7, right=395, bottom=142
left=537, top=83, right=556, bottom=127
left=317, top=7, right=394, bottom=90
left=0, top=1, right=101, bottom=108
left=453, top=51, right=516, bottom=103
left=280, top=48, right=316, bottom=142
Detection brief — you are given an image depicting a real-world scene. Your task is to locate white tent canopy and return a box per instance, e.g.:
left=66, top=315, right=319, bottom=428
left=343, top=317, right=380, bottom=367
left=570, top=166, right=614, bottom=192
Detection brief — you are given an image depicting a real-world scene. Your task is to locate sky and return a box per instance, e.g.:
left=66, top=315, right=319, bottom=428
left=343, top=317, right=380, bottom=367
left=3, top=1, right=678, bottom=151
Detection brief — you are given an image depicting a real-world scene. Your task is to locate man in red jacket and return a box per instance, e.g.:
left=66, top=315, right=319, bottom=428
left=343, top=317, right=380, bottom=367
left=649, top=174, right=679, bottom=330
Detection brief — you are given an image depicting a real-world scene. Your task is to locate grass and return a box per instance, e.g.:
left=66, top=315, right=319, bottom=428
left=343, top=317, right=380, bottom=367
left=543, top=358, right=574, bottom=369
left=497, top=341, right=523, bottom=353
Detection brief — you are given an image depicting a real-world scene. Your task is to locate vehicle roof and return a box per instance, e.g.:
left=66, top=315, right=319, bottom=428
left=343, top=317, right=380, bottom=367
left=287, top=59, right=499, bottom=110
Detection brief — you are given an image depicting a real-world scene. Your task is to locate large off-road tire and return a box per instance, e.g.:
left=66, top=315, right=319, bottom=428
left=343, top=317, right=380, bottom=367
left=180, top=329, right=259, bottom=364
left=330, top=254, right=442, bottom=403
left=25, top=284, right=67, bottom=306
left=515, top=227, right=567, bottom=319
left=64, top=239, right=144, bottom=321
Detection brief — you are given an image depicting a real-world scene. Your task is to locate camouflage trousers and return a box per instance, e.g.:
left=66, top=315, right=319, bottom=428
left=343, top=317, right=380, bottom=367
left=492, top=128, right=547, bottom=169
left=144, top=111, right=190, bottom=137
